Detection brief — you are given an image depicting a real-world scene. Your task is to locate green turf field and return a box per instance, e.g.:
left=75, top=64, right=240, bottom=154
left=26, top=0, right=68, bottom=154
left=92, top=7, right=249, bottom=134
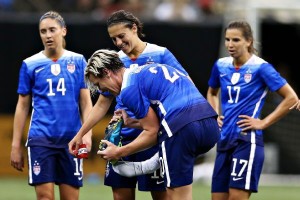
left=0, top=177, right=299, bottom=200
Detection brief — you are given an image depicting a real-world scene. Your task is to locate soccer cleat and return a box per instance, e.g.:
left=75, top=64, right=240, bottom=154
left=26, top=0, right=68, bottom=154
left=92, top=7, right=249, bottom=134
left=99, top=118, right=123, bottom=165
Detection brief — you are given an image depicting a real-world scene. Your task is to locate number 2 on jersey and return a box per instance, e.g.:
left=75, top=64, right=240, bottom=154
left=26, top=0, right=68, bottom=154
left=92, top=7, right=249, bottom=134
left=149, top=65, right=183, bottom=83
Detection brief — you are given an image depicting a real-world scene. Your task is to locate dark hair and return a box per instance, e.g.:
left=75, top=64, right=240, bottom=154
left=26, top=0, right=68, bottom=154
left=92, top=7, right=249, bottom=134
left=225, top=20, right=258, bottom=55
left=85, top=49, right=124, bottom=94
left=107, top=10, right=145, bottom=38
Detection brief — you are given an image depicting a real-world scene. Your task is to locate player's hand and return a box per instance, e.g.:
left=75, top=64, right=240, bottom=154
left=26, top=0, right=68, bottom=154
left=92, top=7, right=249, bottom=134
left=110, top=111, right=123, bottom=124
left=68, top=135, right=83, bottom=156
left=10, top=146, right=24, bottom=172
left=97, top=140, right=121, bottom=161
left=237, top=115, right=264, bottom=131
left=115, top=109, right=141, bottom=129
left=217, top=115, right=224, bottom=128
left=114, top=109, right=129, bottom=124
left=82, top=134, right=92, bottom=152
left=289, top=100, right=300, bottom=111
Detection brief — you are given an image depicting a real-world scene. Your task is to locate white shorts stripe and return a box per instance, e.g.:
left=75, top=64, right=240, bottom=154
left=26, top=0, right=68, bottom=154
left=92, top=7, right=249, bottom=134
left=245, top=131, right=256, bottom=189
left=161, top=141, right=171, bottom=187
left=28, top=146, right=32, bottom=184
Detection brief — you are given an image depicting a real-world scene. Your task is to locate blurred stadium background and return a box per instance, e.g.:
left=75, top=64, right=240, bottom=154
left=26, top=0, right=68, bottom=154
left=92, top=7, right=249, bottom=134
left=0, top=0, right=299, bottom=199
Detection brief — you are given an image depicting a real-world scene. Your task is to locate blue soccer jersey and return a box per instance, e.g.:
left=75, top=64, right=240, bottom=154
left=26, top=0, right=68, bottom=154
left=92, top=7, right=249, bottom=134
left=120, top=63, right=217, bottom=142
left=208, top=55, right=287, bottom=151
left=17, top=50, right=87, bottom=148
left=116, top=43, right=189, bottom=138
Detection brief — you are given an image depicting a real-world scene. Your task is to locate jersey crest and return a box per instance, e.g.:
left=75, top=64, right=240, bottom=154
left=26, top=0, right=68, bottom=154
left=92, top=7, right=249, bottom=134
left=244, top=73, right=252, bottom=83
left=244, top=68, right=252, bottom=83
left=231, top=73, right=240, bottom=85
left=67, top=61, right=76, bottom=73
left=51, top=64, right=61, bottom=76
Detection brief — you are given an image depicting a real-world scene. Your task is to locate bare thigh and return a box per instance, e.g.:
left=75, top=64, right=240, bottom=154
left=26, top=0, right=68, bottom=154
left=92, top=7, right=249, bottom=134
left=59, top=184, right=79, bottom=200
left=35, top=182, right=55, bottom=200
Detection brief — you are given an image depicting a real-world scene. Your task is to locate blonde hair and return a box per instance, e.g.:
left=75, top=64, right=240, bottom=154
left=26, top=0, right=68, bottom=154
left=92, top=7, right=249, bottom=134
left=85, top=49, right=124, bottom=95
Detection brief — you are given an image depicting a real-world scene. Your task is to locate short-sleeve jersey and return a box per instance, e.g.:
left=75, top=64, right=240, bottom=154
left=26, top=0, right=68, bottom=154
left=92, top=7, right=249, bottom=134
left=116, top=43, right=189, bottom=138
left=120, top=63, right=217, bottom=142
left=17, top=50, right=87, bottom=148
left=208, top=55, right=287, bottom=151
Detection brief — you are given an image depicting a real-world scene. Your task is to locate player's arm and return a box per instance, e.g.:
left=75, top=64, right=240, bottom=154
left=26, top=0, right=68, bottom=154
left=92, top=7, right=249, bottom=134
left=98, top=107, right=159, bottom=161
left=11, top=94, right=31, bottom=172
left=79, top=88, right=93, bottom=151
left=114, top=109, right=142, bottom=129
left=207, top=87, right=223, bottom=127
left=69, top=94, right=114, bottom=155
left=238, top=83, right=298, bottom=130
left=290, top=99, right=300, bottom=111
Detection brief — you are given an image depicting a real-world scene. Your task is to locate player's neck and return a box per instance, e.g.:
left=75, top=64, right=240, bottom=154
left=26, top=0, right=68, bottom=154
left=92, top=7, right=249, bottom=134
left=43, top=48, right=65, bottom=61
left=233, top=53, right=252, bottom=69
left=128, top=41, right=147, bottom=59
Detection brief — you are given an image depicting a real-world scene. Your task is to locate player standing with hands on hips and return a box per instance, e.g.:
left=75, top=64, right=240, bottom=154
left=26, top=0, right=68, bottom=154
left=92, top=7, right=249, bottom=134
left=10, top=11, right=92, bottom=200
left=69, top=49, right=220, bottom=200
left=207, top=20, right=298, bottom=200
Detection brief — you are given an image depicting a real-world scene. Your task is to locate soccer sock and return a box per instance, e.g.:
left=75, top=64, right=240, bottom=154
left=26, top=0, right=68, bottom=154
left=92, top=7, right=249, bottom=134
left=112, top=152, right=160, bottom=177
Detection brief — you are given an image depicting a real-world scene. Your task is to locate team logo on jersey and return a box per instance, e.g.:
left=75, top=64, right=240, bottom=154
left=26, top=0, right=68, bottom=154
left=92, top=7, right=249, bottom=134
left=146, top=56, right=154, bottom=64
left=51, top=64, right=61, bottom=76
left=244, top=68, right=252, bottom=83
left=244, top=74, right=252, bottom=83
left=231, top=73, right=240, bottom=85
left=33, top=160, right=40, bottom=176
left=67, top=61, right=76, bottom=73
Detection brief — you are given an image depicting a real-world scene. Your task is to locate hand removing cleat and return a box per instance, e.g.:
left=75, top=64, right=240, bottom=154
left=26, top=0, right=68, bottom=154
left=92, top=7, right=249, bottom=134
left=99, top=117, right=123, bottom=164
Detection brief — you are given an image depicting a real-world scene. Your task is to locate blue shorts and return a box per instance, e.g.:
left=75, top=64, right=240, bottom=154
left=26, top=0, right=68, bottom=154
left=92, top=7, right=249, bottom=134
left=104, top=144, right=165, bottom=191
left=28, top=146, right=83, bottom=187
left=159, top=117, right=220, bottom=188
left=211, top=140, right=264, bottom=193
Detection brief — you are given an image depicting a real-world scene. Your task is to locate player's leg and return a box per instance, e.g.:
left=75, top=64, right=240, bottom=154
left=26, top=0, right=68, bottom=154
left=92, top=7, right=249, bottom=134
left=28, top=146, right=57, bottom=199
left=167, top=184, right=192, bottom=200
left=212, top=192, right=229, bottom=200
left=112, top=152, right=160, bottom=177
left=159, top=125, right=195, bottom=200
left=211, top=150, right=232, bottom=200
left=104, top=159, right=138, bottom=200
left=112, top=188, right=135, bottom=200
left=150, top=190, right=168, bottom=200
left=59, top=184, right=79, bottom=200
left=228, top=141, right=264, bottom=200
left=162, top=118, right=219, bottom=200
left=229, top=188, right=251, bottom=200
left=136, top=145, right=167, bottom=200
left=57, top=148, right=84, bottom=200
left=35, top=183, right=55, bottom=200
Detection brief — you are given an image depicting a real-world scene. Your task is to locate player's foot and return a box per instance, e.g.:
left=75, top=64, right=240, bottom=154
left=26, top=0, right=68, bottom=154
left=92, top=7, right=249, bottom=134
left=112, top=152, right=160, bottom=177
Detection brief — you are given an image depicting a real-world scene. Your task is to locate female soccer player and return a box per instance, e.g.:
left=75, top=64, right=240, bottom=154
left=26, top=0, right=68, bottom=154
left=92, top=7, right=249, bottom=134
left=207, top=20, right=298, bottom=200
left=104, top=9, right=193, bottom=200
left=10, top=11, right=92, bottom=200
left=69, top=49, right=220, bottom=200
left=70, top=9, right=191, bottom=200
